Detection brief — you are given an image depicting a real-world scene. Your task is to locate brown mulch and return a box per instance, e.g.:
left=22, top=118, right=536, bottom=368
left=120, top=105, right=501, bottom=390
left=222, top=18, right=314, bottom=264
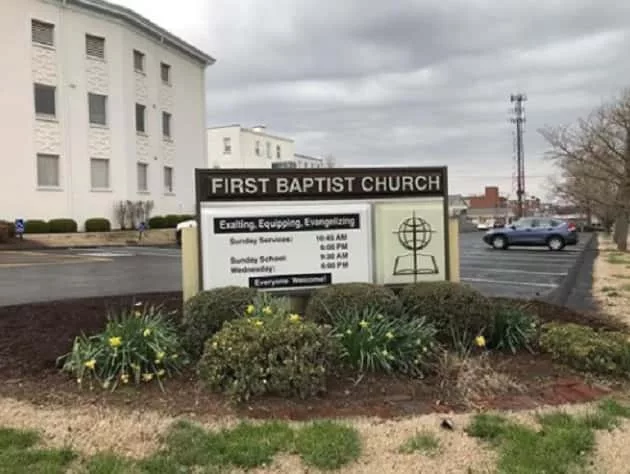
left=0, top=292, right=622, bottom=420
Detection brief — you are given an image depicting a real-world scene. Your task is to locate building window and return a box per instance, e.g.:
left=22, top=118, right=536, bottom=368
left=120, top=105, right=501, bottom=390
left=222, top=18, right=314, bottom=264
left=255, top=140, right=261, bottom=156
left=85, top=34, right=105, bottom=59
left=266, top=142, right=271, bottom=158
left=276, top=145, right=281, bottom=159
left=135, top=103, right=146, bottom=133
left=162, top=112, right=172, bottom=139
left=164, top=166, right=173, bottom=193
left=90, top=158, right=109, bottom=189
left=31, top=19, right=54, bottom=46
left=133, top=49, right=145, bottom=72
left=88, top=93, right=107, bottom=126
left=223, top=137, right=231, bottom=154
left=137, top=162, right=148, bottom=192
left=160, top=62, right=171, bottom=84
left=34, top=84, right=56, bottom=118
left=37, top=153, right=59, bottom=187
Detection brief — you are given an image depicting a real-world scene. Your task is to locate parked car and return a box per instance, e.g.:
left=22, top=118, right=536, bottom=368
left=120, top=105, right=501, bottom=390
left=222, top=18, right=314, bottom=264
left=175, top=219, right=197, bottom=246
left=482, top=217, right=578, bottom=251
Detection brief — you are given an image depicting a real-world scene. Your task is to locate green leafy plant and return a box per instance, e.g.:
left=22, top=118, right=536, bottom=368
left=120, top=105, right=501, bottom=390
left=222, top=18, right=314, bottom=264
left=24, top=219, right=50, bottom=234
left=539, top=322, right=630, bottom=377
left=399, top=281, right=495, bottom=354
left=304, top=283, right=402, bottom=324
left=329, top=305, right=438, bottom=376
left=197, top=301, right=339, bottom=402
left=48, top=218, right=78, bottom=233
left=84, top=218, right=111, bottom=232
left=58, top=302, right=189, bottom=391
left=487, top=304, right=538, bottom=354
left=180, top=286, right=259, bottom=361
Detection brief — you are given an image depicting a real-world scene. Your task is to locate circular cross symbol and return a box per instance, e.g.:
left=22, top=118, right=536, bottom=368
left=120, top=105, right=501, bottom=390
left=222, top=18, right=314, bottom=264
left=396, top=216, right=435, bottom=251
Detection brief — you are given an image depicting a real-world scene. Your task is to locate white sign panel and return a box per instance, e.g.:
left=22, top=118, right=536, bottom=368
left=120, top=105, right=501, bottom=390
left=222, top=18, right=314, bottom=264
left=200, top=203, right=373, bottom=291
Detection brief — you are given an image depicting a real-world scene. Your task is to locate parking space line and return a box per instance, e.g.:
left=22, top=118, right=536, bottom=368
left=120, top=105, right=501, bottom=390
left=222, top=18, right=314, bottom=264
left=460, top=255, right=577, bottom=264
left=461, top=268, right=567, bottom=276
left=462, top=277, right=558, bottom=288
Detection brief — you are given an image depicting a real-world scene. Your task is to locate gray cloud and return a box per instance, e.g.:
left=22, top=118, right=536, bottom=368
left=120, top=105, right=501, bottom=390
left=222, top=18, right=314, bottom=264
left=115, top=0, right=630, bottom=197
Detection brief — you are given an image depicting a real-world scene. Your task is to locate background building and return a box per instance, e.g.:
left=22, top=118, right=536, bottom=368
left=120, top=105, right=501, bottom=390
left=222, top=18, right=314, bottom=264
left=0, top=0, right=214, bottom=229
left=208, top=125, right=325, bottom=169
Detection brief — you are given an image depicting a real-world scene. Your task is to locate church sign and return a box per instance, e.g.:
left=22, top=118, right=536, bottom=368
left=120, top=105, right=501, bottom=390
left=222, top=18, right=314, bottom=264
left=195, top=167, right=450, bottom=292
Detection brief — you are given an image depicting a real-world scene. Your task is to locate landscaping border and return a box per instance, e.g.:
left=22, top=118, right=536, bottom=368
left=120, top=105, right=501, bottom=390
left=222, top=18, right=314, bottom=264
left=539, top=232, right=598, bottom=307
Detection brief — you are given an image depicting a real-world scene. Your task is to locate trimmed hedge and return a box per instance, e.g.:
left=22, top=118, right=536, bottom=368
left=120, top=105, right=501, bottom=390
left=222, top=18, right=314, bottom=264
left=399, top=281, right=495, bottom=351
left=148, top=216, right=168, bottom=229
left=48, top=218, right=78, bottom=233
left=304, top=283, right=402, bottom=324
left=84, top=218, right=111, bottom=232
left=24, top=219, right=50, bottom=234
left=180, top=286, right=260, bottom=361
left=149, top=214, right=195, bottom=229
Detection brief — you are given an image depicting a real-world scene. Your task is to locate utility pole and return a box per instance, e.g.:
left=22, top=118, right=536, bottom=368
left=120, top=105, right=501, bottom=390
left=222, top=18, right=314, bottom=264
left=510, top=93, right=527, bottom=219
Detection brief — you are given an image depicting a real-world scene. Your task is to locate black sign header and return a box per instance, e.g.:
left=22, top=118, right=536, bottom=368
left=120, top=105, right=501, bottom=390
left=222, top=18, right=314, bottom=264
left=195, top=167, right=447, bottom=202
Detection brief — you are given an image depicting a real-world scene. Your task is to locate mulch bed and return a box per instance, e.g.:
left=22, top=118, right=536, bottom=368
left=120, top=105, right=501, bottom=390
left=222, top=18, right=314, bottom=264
left=0, top=292, right=623, bottom=420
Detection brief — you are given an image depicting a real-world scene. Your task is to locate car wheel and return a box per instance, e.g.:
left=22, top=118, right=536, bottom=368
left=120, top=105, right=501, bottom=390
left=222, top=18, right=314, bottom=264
left=491, top=235, right=508, bottom=250
left=547, top=236, right=565, bottom=251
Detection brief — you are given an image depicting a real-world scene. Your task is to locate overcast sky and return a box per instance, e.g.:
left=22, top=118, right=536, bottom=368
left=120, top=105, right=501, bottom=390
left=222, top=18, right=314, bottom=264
left=113, top=0, right=630, bottom=199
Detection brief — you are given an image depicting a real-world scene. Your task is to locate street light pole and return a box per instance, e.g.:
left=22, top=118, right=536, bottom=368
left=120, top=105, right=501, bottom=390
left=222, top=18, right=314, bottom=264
left=510, top=93, right=527, bottom=219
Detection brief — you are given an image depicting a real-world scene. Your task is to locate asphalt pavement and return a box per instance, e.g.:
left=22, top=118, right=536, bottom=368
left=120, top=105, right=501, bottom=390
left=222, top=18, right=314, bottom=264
left=0, top=234, right=593, bottom=306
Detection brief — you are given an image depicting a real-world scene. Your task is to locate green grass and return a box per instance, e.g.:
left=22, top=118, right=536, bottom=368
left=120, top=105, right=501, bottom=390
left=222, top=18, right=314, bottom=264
left=466, top=399, right=630, bottom=474
left=601, top=286, right=621, bottom=297
left=295, top=420, right=362, bottom=470
left=399, top=430, right=440, bottom=456
left=607, top=253, right=630, bottom=265
left=0, top=420, right=362, bottom=473
left=0, top=427, right=76, bottom=474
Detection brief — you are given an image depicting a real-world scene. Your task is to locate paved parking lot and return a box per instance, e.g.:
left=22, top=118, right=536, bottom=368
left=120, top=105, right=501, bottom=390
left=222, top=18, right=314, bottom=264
left=0, top=234, right=592, bottom=306
left=459, top=231, right=591, bottom=299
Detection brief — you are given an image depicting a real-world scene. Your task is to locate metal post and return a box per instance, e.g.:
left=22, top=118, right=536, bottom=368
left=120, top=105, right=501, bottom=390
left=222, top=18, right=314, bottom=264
left=510, top=93, right=527, bottom=218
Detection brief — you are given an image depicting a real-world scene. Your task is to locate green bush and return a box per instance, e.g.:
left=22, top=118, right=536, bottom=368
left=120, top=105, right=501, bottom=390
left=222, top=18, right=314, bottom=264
left=24, top=219, right=50, bottom=234
left=84, top=218, right=111, bottom=232
left=487, top=304, right=539, bottom=354
left=305, top=283, right=402, bottom=324
left=197, top=298, right=339, bottom=402
left=164, top=214, right=182, bottom=228
left=399, top=281, right=495, bottom=353
left=539, top=322, right=630, bottom=377
left=180, top=286, right=259, bottom=360
left=48, top=218, right=78, bottom=233
left=57, top=302, right=189, bottom=391
left=148, top=216, right=168, bottom=229
left=330, top=305, right=437, bottom=376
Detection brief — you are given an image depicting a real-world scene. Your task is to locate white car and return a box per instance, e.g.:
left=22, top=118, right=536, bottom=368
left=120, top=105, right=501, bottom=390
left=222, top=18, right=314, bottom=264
left=175, top=219, right=197, bottom=246
left=476, top=222, right=490, bottom=231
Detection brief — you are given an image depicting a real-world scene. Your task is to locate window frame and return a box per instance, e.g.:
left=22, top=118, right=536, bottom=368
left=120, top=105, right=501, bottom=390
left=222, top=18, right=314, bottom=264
left=162, top=111, right=172, bottom=139
left=88, top=93, right=107, bottom=126
left=85, top=34, right=105, bottom=60
left=34, top=83, right=56, bottom=119
left=133, top=49, right=145, bottom=72
left=135, top=103, right=146, bottom=133
left=90, top=157, right=110, bottom=190
left=223, top=137, right=232, bottom=154
left=31, top=19, right=54, bottom=47
left=160, top=62, right=171, bottom=84
left=137, top=162, right=149, bottom=192
left=36, top=153, right=60, bottom=188
left=164, top=166, right=174, bottom=194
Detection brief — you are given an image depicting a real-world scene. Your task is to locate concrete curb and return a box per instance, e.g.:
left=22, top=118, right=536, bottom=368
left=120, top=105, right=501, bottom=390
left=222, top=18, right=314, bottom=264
left=539, top=232, right=598, bottom=307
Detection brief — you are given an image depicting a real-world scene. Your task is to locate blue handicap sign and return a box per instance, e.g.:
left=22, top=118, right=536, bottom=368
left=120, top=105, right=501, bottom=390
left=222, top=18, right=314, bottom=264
left=15, top=219, right=24, bottom=234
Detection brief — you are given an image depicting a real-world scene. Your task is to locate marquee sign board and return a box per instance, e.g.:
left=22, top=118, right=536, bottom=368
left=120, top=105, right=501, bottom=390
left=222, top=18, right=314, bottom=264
left=195, top=167, right=450, bottom=292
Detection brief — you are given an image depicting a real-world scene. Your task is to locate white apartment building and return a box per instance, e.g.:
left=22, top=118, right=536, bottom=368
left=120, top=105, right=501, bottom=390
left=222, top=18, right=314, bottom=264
left=0, top=0, right=215, bottom=229
left=207, top=125, right=325, bottom=169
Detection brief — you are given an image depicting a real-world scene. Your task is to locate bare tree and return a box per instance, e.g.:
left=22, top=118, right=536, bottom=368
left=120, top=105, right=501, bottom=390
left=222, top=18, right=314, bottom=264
left=324, top=154, right=337, bottom=168
left=539, top=88, right=630, bottom=250
left=114, top=201, right=128, bottom=230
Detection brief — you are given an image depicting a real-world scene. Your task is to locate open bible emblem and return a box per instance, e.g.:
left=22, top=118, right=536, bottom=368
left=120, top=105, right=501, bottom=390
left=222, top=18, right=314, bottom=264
left=392, top=211, right=439, bottom=279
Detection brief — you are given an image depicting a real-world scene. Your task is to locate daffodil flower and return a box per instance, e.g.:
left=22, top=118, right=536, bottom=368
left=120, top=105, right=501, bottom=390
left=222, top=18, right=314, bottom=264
left=120, top=373, right=129, bottom=384
left=156, top=351, right=165, bottom=360
left=359, top=320, right=369, bottom=329
left=289, top=313, right=301, bottom=323
left=143, top=328, right=151, bottom=337
left=84, top=359, right=96, bottom=370
left=142, top=373, right=153, bottom=382
left=254, top=320, right=264, bottom=327
left=386, top=331, right=395, bottom=340
left=157, top=369, right=165, bottom=377
left=108, top=336, right=122, bottom=348
left=245, top=304, right=255, bottom=315
left=262, top=306, right=273, bottom=315
left=475, top=335, right=486, bottom=348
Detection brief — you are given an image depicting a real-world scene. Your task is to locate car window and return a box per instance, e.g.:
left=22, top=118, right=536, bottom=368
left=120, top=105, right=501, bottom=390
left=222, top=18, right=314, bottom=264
left=513, top=218, right=532, bottom=228
left=530, top=219, right=541, bottom=228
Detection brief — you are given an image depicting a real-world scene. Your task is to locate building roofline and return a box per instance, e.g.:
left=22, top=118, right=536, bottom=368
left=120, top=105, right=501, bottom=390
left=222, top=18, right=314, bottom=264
left=294, top=153, right=324, bottom=162
left=65, top=0, right=215, bottom=66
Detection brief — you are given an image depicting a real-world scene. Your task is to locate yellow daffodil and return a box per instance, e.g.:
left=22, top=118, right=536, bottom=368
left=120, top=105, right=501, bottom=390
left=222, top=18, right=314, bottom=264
left=120, top=373, right=129, bottom=384
left=289, top=313, right=301, bottom=323
left=345, top=329, right=352, bottom=335
left=134, top=310, right=142, bottom=317
left=108, top=336, right=122, bottom=348
left=359, top=320, right=369, bottom=329
left=262, top=306, right=273, bottom=315
left=475, top=335, right=486, bottom=348
left=381, top=349, right=389, bottom=357
left=157, top=369, right=165, bottom=377
left=143, top=328, right=151, bottom=337
left=245, top=304, right=255, bottom=315
left=142, top=373, right=153, bottom=382
left=156, top=351, right=165, bottom=360
left=76, top=378, right=82, bottom=384
left=130, top=363, right=140, bottom=371
left=386, top=331, right=395, bottom=340
left=102, top=380, right=110, bottom=389
left=254, top=320, right=264, bottom=327
left=376, top=314, right=384, bottom=320
left=84, top=359, right=96, bottom=369
left=171, top=353, right=178, bottom=360
left=212, top=341, right=218, bottom=349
